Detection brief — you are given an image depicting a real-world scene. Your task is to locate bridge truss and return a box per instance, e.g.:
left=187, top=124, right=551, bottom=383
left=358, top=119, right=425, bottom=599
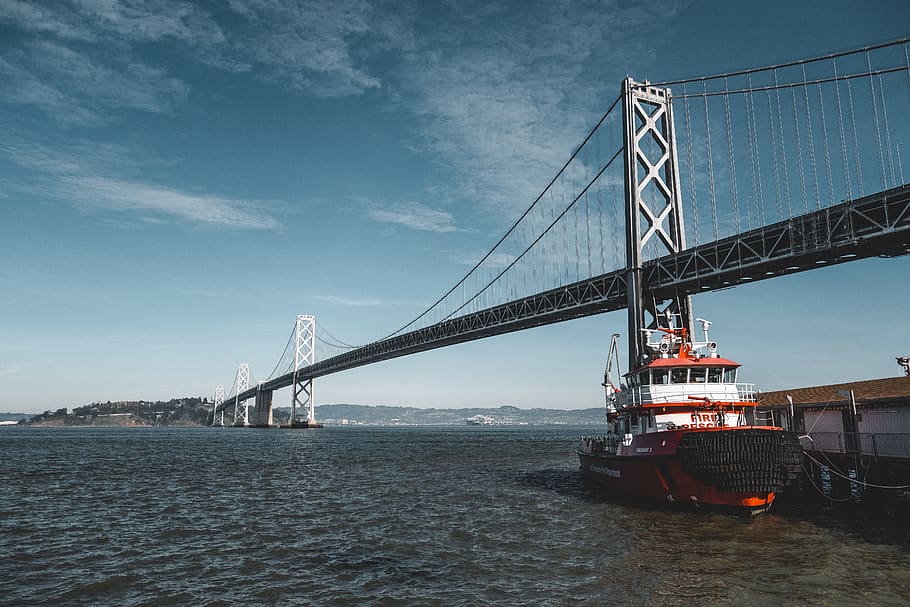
left=219, top=184, right=909, bottom=409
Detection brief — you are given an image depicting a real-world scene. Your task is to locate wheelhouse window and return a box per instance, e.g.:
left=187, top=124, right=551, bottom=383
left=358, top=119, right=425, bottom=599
left=690, top=367, right=707, bottom=383
left=707, top=367, right=723, bottom=383
left=639, top=370, right=650, bottom=385
left=670, top=368, right=688, bottom=383
left=652, top=369, right=669, bottom=384
left=723, top=367, right=737, bottom=383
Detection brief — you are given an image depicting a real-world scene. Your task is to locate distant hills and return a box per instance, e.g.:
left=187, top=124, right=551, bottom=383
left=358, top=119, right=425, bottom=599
left=7, top=401, right=607, bottom=427
left=302, top=404, right=605, bottom=426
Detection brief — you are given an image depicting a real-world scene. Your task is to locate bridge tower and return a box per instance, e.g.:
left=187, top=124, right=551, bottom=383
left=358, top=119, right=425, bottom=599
left=622, top=77, right=693, bottom=371
left=290, top=314, right=317, bottom=425
left=233, top=362, right=251, bottom=426
left=212, top=384, right=225, bottom=427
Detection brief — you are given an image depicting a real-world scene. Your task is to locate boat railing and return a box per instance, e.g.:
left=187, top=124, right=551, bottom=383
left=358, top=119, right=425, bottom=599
left=800, top=432, right=910, bottom=459
left=618, top=383, right=758, bottom=406
left=579, top=435, right=620, bottom=455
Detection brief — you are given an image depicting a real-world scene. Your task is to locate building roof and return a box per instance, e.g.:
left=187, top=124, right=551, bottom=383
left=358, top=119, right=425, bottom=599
left=758, top=375, right=910, bottom=408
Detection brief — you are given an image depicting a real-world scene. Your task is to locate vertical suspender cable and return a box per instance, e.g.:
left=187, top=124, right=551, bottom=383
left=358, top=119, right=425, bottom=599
left=846, top=78, right=864, bottom=195
left=703, top=80, right=718, bottom=242
left=867, top=53, right=887, bottom=190
left=682, top=84, right=699, bottom=245
left=766, top=88, right=783, bottom=220
left=745, top=74, right=765, bottom=226
left=723, top=81, right=741, bottom=233
left=816, top=84, right=835, bottom=209
left=790, top=86, right=809, bottom=214
left=801, top=65, right=820, bottom=209
left=562, top=193, right=569, bottom=283
left=773, top=70, right=792, bottom=218
left=877, top=75, right=896, bottom=187
left=585, top=192, right=592, bottom=278
left=832, top=58, right=853, bottom=201
left=574, top=196, right=580, bottom=281
left=597, top=187, right=605, bottom=273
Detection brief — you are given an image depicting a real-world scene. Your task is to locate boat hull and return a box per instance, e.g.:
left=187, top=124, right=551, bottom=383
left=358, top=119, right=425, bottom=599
left=577, top=427, right=802, bottom=514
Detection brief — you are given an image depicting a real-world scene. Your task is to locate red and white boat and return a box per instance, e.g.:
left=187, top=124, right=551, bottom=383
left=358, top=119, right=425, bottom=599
left=577, top=317, right=802, bottom=515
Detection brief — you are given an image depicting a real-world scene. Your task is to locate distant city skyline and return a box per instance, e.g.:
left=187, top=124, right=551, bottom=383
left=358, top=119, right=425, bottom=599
left=1, top=1, right=909, bottom=413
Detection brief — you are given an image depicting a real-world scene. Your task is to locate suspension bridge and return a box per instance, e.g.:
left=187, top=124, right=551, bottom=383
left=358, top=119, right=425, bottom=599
left=212, top=38, right=910, bottom=428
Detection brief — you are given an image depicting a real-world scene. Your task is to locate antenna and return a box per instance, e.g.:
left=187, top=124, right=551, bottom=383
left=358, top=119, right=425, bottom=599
left=695, top=318, right=712, bottom=343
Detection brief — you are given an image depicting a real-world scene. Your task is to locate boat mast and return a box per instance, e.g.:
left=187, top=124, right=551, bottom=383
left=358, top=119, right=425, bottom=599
left=621, top=78, right=693, bottom=370
left=603, top=333, right=621, bottom=414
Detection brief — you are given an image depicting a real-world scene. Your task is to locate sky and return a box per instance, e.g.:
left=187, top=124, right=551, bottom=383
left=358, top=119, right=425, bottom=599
left=1, top=0, right=909, bottom=413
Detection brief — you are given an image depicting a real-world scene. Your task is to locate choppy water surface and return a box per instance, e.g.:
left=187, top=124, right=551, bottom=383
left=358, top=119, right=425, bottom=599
left=2, top=426, right=908, bottom=606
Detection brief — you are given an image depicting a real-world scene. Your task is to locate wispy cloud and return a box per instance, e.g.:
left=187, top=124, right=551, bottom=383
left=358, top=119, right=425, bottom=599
left=2, top=138, right=281, bottom=230
left=220, top=0, right=403, bottom=97
left=0, top=0, right=676, bottom=226
left=60, top=175, right=280, bottom=230
left=0, top=0, right=401, bottom=119
left=0, top=39, right=189, bottom=125
left=312, top=294, right=387, bottom=307
left=364, top=200, right=459, bottom=233
left=396, top=1, right=676, bottom=216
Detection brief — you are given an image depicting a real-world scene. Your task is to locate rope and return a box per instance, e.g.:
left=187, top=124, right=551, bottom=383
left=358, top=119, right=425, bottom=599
left=801, top=462, right=859, bottom=502
left=803, top=451, right=910, bottom=490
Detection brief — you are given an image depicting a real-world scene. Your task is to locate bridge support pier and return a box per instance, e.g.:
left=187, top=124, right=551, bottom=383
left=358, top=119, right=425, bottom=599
left=254, top=386, right=274, bottom=427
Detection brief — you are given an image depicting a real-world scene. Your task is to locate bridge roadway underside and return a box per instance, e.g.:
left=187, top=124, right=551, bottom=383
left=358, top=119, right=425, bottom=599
left=221, top=184, right=910, bottom=409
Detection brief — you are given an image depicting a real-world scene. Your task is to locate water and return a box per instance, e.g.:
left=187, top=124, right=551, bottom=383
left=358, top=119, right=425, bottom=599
left=2, top=426, right=908, bottom=606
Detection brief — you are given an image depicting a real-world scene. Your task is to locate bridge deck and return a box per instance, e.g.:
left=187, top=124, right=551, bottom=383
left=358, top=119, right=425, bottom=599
left=221, top=185, right=910, bottom=409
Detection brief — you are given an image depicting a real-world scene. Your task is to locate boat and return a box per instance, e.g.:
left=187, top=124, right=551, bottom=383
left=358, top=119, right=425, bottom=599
left=577, top=316, right=803, bottom=515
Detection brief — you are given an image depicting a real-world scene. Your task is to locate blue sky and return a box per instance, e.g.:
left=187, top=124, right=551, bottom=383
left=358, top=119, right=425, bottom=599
left=1, top=0, right=908, bottom=413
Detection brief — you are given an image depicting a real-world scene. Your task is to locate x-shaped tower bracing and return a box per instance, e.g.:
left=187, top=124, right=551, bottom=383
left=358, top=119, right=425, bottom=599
left=622, top=78, right=692, bottom=370
left=233, top=362, right=250, bottom=426
left=291, top=315, right=316, bottom=424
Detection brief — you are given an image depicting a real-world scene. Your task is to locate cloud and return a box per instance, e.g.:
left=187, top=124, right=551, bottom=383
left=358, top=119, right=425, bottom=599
left=0, top=39, right=189, bottom=125
left=2, top=138, right=280, bottom=230
left=312, top=295, right=386, bottom=307
left=364, top=200, right=458, bottom=233
left=220, top=0, right=390, bottom=96
left=0, top=0, right=402, bottom=111
left=60, top=175, right=281, bottom=229
left=0, top=0, right=225, bottom=44
left=396, top=1, right=676, bottom=216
